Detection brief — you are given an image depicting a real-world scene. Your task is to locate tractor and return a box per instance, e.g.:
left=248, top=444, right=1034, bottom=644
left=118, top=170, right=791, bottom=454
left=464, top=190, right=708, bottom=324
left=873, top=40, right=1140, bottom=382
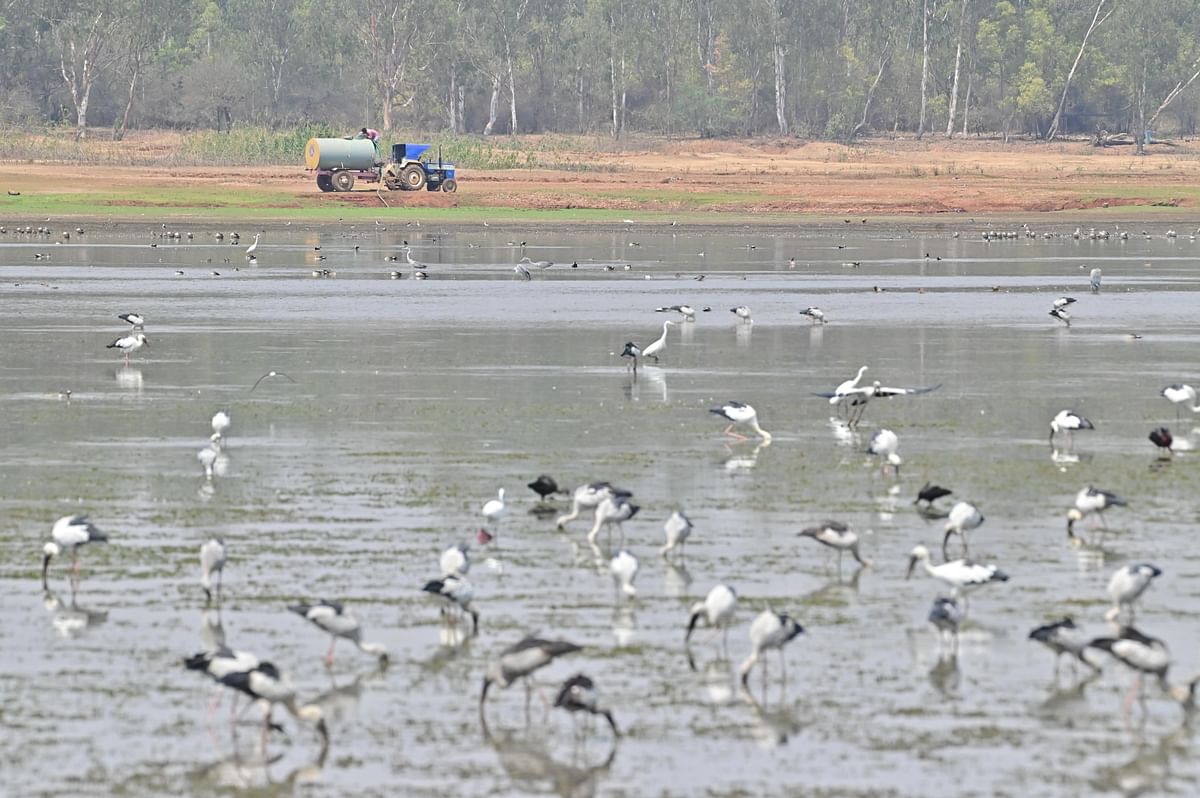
left=306, top=138, right=457, bottom=193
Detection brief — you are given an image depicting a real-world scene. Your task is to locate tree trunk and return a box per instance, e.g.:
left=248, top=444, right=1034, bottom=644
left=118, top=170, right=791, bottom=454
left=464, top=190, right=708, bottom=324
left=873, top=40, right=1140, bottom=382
left=945, top=0, right=967, bottom=137
left=483, top=74, right=501, bottom=135
left=448, top=70, right=457, bottom=132
left=917, top=0, right=930, bottom=139
left=504, top=30, right=518, bottom=134
left=577, top=65, right=585, bottom=134
left=113, top=61, right=141, bottom=141
left=1148, top=53, right=1200, bottom=129
left=853, top=45, right=891, bottom=138
left=962, top=58, right=974, bottom=135
left=382, top=93, right=394, bottom=131
left=1135, top=61, right=1147, bottom=155
left=771, top=11, right=788, bottom=135
left=610, top=55, right=619, bottom=139
left=1047, top=0, right=1112, bottom=141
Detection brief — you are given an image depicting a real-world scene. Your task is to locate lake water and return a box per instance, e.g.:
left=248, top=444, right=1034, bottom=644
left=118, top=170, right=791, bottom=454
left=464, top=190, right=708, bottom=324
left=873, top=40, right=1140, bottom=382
left=1, top=220, right=1198, bottom=796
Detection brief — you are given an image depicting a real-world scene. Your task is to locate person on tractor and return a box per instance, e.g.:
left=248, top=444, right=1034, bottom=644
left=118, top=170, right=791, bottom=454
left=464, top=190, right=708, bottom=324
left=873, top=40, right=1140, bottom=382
left=353, top=127, right=382, bottom=163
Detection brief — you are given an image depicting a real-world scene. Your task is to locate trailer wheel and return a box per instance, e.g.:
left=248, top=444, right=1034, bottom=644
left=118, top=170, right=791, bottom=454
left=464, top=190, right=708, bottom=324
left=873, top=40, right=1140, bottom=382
left=332, top=171, right=355, bottom=192
left=316, top=174, right=334, bottom=192
left=441, top=179, right=458, bottom=193
left=400, top=163, right=427, bottom=191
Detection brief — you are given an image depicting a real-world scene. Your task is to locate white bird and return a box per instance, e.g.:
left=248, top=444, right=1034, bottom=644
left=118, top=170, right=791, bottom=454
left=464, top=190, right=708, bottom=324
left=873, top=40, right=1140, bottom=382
left=656, top=304, right=696, bottom=319
left=709, top=401, right=772, bottom=442
left=480, top=636, right=582, bottom=705
left=867, top=428, right=902, bottom=476
left=440, top=542, right=470, bottom=577
left=244, top=233, right=260, bottom=260
left=556, top=482, right=629, bottom=529
left=587, top=495, right=639, bottom=546
left=641, top=320, right=675, bottom=363
left=1161, top=384, right=1199, bottom=419
left=1049, top=409, right=1093, bottom=444
left=519, top=255, right=553, bottom=269
left=1066, top=486, right=1127, bottom=540
left=906, top=545, right=1009, bottom=596
left=1052, top=297, right=1077, bottom=309
left=610, top=550, right=639, bottom=597
left=798, top=521, right=871, bottom=568
left=42, top=515, right=108, bottom=588
left=942, top=501, right=985, bottom=558
left=828, top=366, right=869, bottom=413
left=817, top=380, right=940, bottom=428
left=685, top=584, right=738, bottom=650
left=738, top=610, right=803, bottom=685
left=730, top=306, right=752, bottom=323
left=481, top=488, right=506, bottom=526
left=118, top=312, right=145, bottom=328
left=661, top=510, right=693, bottom=559
left=800, top=307, right=826, bottom=325
left=513, top=263, right=531, bottom=281
left=200, top=538, right=227, bottom=604
left=107, top=331, right=148, bottom=364
left=928, top=597, right=962, bottom=651
left=1029, top=618, right=1099, bottom=675
left=288, top=600, right=388, bottom=665
left=1089, top=267, right=1102, bottom=293
left=422, top=574, right=479, bottom=633
left=211, top=410, right=231, bottom=439
left=1106, top=564, right=1163, bottom=621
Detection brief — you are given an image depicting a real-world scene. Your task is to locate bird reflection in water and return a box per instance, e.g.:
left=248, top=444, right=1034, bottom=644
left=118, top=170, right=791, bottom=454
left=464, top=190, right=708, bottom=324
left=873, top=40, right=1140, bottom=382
left=739, top=685, right=802, bottom=748
left=611, top=604, right=636, bottom=648
left=191, top=733, right=329, bottom=791
left=43, top=588, right=107, bottom=638
left=623, top=365, right=668, bottom=403
left=1091, top=720, right=1194, bottom=798
left=481, top=712, right=617, bottom=798
left=723, top=438, right=771, bottom=474
left=113, top=366, right=143, bottom=392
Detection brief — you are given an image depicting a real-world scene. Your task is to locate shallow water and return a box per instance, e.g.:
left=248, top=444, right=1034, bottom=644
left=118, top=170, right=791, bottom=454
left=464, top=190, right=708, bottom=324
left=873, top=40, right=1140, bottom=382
left=1, top=220, right=1199, bottom=796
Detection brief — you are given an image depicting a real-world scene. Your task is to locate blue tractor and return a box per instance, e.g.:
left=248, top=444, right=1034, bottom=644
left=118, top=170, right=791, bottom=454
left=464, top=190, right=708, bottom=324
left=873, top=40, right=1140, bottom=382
left=382, top=144, right=457, bottom=193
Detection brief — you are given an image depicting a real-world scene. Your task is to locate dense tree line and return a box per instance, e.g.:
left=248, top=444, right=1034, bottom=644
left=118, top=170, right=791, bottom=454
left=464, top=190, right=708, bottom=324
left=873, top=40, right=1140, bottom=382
left=3, top=0, right=1199, bottom=147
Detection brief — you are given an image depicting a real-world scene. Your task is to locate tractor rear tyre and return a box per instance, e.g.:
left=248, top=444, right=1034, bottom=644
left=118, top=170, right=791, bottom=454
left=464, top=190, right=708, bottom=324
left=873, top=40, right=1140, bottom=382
left=400, top=163, right=426, bottom=191
left=316, top=174, right=334, bottom=192
left=332, top=171, right=355, bottom=192
left=441, top=179, right=458, bottom=193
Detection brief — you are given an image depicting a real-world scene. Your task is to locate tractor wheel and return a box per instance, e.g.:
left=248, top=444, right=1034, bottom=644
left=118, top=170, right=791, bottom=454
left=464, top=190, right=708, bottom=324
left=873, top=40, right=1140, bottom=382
left=441, top=179, right=458, bottom=193
left=316, top=174, right=334, bottom=192
left=332, top=171, right=355, bottom=192
left=382, top=164, right=403, bottom=190
left=400, top=163, right=426, bottom=191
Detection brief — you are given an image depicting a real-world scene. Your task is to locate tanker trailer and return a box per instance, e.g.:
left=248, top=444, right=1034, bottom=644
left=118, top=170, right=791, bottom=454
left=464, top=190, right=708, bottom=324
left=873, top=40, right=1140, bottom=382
left=305, top=137, right=382, bottom=192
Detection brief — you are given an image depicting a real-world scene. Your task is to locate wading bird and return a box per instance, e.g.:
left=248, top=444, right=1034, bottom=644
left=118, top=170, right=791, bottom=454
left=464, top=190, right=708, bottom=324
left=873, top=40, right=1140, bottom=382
left=422, top=574, right=479, bottom=633
left=1089, top=267, right=1102, bottom=293
left=928, top=597, right=962, bottom=653
left=211, top=410, right=231, bottom=440
left=867, top=429, right=902, bottom=476
left=439, top=542, right=470, bottom=577
left=709, top=401, right=772, bottom=442
left=42, top=515, right=108, bottom=588
left=738, top=610, right=803, bottom=685
left=906, top=545, right=1009, bottom=596
left=825, top=366, right=869, bottom=417
left=730, top=306, right=752, bottom=323
left=244, top=233, right=260, bottom=260
left=519, top=256, right=553, bottom=270
left=1106, top=564, right=1162, bottom=621
left=641, top=320, right=675, bottom=363
left=1161, top=384, right=1199, bottom=419
left=942, top=501, right=985, bottom=558
left=1049, top=307, right=1072, bottom=327
left=1149, top=426, right=1174, bottom=455
left=1052, top=297, right=1077, bottom=310
left=1066, top=486, right=1127, bottom=541
left=685, top=584, right=738, bottom=651
left=200, top=538, right=226, bottom=604
left=661, top=510, right=693, bottom=560
left=482, top=488, right=507, bottom=527
left=288, top=600, right=388, bottom=665
left=610, top=550, right=639, bottom=598
left=656, top=304, right=695, bottom=320
left=587, top=495, right=639, bottom=547
left=216, top=661, right=327, bottom=750
left=818, top=380, right=941, bottom=428
left=915, top=482, right=953, bottom=508
left=480, top=636, right=583, bottom=706
left=620, top=341, right=641, bottom=373
left=118, top=312, right=145, bottom=328
left=798, top=521, right=871, bottom=568
left=107, top=331, right=148, bottom=364
left=556, top=482, right=630, bottom=530
left=1049, top=409, right=1093, bottom=445
left=800, top=307, right=826, bottom=324
left=527, top=475, right=566, bottom=502
left=554, top=674, right=619, bottom=736
left=1028, top=618, right=1099, bottom=676
left=1087, top=627, right=1170, bottom=712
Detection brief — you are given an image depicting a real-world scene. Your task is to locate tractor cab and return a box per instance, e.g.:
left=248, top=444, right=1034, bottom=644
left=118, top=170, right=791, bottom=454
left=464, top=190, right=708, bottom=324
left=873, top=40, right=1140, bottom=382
left=384, top=143, right=456, bottom=192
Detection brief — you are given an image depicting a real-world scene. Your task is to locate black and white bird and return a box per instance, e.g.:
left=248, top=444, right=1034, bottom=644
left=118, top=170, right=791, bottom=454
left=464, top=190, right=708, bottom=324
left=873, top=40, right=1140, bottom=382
left=906, top=545, right=1009, bottom=596
left=610, top=550, right=639, bottom=598
left=42, top=515, right=108, bottom=588
left=118, top=312, right=145, bottom=328
left=709, top=401, right=772, bottom=442
left=641, top=320, right=675, bottom=362
left=556, top=482, right=630, bottom=529
left=1049, top=307, right=1072, bottom=327
left=1066, top=486, right=1127, bottom=539
left=107, top=331, right=148, bottom=364
left=867, top=429, right=902, bottom=476
left=1089, top=267, right=1102, bottom=293
left=620, top=341, right=642, bottom=372
left=800, top=307, right=826, bottom=325
left=587, top=494, right=640, bottom=546
left=819, top=381, right=940, bottom=428
left=798, top=521, right=871, bottom=568
left=738, top=610, right=803, bottom=685
left=527, top=475, right=566, bottom=501
left=685, top=584, right=738, bottom=650
left=200, top=538, right=227, bottom=604
left=730, top=306, right=752, bottom=323
left=1028, top=618, right=1099, bottom=675
left=554, top=674, right=619, bottom=735
left=915, top=482, right=953, bottom=508
left=942, top=501, right=984, bottom=558
left=422, top=574, right=479, bottom=633
left=184, top=646, right=259, bottom=685
left=657, top=304, right=696, bottom=319
left=1106, top=564, right=1162, bottom=621
left=1161, top=384, right=1199, bottom=418
left=287, top=600, right=388, bottom=665
left=513, top=263, right=532, bottom=281
left=1087, top=627, right=1171, bottom=709
left=1052, top=297, right=1077, bottom=310
left=928, top=597, right=963, bottom=651
left=1049, top=409, right=1093, bottom=444
left=480, top=636, right=583, bottom=705
left=216, top=661, right=327, bottom=747
left=660, top=510, right=693, bottom=560
left=439, top=542, right=470, bottom=577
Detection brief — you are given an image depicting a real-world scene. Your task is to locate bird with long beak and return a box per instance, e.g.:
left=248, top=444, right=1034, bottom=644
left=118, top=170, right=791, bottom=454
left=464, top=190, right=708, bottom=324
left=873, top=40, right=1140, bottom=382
left=422, top=574, right=480, bottom=633
left=709, top=401, right=772, bottom=442
left=287, top=600, right=388, bottom=665
left=1028, top=618, right=1100, bottom=676
left=1049, top=409, right=1093, bottom=445
left=42, top=515, right=108, bottom=588
left=1086, top=626, right=1171, bottom=713
left=554, top=674, right=620, bottom=736
left=1106, top=563, right=1162, bottom=622
left=798, top=521, right=871, bottom=568
left=621, top=342, right=642, bottom=373
left=480, top=636, right=583, bottom=706
left=738, top=609, right=803, bottom=686
left=216, top=661, right=328, bottom=751
left=685, top=584, right=738, bottom=651
left=556, top=482, right=630, bottom=530
left=1066, top=486, right=1127, bottom=541
left=942, top=501, right=985, bottom=558
left=906, top=545, right=1009, bottom=596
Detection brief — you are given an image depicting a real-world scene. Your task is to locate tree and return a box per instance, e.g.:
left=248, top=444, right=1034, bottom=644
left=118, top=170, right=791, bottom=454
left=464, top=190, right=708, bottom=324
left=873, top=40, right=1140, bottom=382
left=363, top=0, right=434, bottom=131
left=1046, top=0, right=1113, bottom=141
left=41, top=0, right=120, bottom=139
